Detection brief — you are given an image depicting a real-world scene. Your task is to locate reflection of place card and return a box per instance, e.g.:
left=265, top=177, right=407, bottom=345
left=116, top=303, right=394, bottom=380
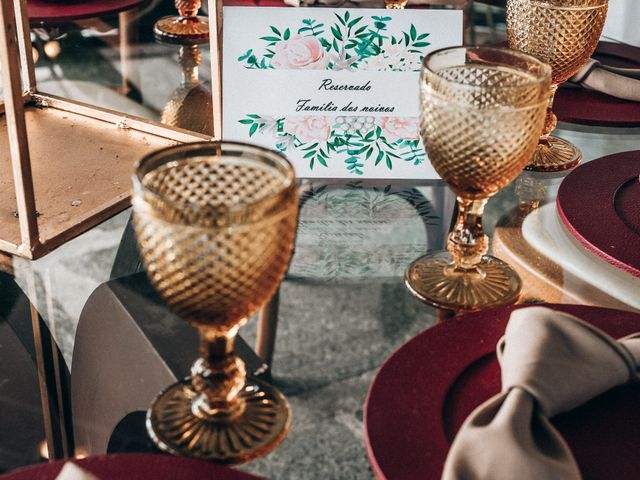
left=223, top=7, right=463, bottom=179
left=288, top=183, right=450, bottom=280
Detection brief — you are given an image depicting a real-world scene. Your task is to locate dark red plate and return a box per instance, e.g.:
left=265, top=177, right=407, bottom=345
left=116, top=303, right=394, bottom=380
left=28, top=0, right=147, bottom=24
left=225, top=0, right=287, bottom=5
left=557, top=151, right=640, bottom=277
left=0, top=453, right=261, bottom=480
left=554, top=41, right=640, bottom=127
left=364, top=304, right=640, bottom=480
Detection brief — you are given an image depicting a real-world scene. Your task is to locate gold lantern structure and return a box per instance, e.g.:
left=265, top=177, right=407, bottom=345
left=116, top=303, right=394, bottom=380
left=0, top=0, right=223, bottom=259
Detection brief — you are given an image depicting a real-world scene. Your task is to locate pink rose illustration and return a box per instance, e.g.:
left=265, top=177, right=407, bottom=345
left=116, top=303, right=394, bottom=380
left=380, top=117, right=419, bottom=142
left=271, top=35, right=329, bottom=70
left=285, top=116, right=331, bottom=142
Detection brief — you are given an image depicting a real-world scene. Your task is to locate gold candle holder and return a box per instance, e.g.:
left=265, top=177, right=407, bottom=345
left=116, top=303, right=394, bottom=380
left=160, top=45, right=213, bottom=136
left=132, top=142, right=299, bottom=463
left=154, top=0, right=210, bottom=45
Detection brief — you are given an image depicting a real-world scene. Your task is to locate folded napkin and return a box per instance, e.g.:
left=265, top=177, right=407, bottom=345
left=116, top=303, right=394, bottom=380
left=55, top=463, right=99, bottom=480
left=569, top=58, right=640, bottom=101
left=442, top=306, right=640, bottom=480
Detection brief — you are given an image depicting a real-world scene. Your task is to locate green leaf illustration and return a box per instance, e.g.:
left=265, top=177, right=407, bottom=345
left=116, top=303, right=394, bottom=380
left=348, top=16, right=363, bottom=28
left=249, top=123, right=260, bottom=136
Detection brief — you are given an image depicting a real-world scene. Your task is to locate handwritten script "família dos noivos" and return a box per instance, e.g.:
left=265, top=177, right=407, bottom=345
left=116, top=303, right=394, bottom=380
left=295, top=78, right=395, bottom=113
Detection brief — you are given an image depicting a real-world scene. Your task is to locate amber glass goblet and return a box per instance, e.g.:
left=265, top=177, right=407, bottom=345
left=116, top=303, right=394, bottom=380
left=385, top=0, right=408, bottom=9
left=132, top=141, right=298, bottom=463
left=154, top=0, right=209, bottom=45
left=405, top=47, right=551, bottom=312
left=507, top=0, right=608, bottom=172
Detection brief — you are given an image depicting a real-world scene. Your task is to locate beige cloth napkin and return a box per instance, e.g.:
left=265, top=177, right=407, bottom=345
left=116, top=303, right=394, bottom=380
left=55, top=463, right=99, bottom=480
left=569, top=58, right=640, bottom=101
left=442, top=306, right=640, bottom=480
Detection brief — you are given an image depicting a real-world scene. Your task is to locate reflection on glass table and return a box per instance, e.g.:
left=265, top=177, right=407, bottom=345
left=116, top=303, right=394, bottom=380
left=28, top=0, right=214, bottom=135
left=492, top=122, right=640, bottom=313
left=0, top=268, right=72, bottom=474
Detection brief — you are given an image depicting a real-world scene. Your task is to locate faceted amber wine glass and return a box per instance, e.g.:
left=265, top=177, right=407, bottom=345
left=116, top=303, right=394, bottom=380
left=507, top=0, right=608, bottom=171
left=132, top=142, right=298, bottom=462
left=405, top=47, right=551, bottom=312
left=154, top=0, right=209, bottom=44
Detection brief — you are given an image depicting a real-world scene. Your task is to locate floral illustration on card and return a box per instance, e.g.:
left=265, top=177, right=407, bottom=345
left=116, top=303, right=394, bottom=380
left=239, top=114, right=425, bottom=175
left=236, top=11, right=430, bottom=175
left=237, top=11, right=430, bottom=72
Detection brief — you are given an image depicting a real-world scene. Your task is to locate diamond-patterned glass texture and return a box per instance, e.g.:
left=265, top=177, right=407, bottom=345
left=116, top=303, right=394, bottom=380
left=420, top=50, right=550, bottom=199
left=132, top=148, right=298, bottom=331
left=404, top=47, right=550, bottom=312
left=507, top=0, right=608, bottom=84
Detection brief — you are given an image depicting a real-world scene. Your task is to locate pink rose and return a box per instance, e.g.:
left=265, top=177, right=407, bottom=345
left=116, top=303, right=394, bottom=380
left=380, top=117, right=419, bottom=142
left=271, top=35, right=329, bottom=70
left=285, top=116, right=331, bottom=142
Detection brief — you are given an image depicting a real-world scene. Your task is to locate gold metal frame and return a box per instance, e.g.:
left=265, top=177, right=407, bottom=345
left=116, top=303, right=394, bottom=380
left=0, top=0, right=224, bottom=259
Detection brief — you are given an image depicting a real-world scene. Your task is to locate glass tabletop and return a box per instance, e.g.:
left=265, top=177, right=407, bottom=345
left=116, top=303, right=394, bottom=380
left=1, top=1, right=639, bottom=478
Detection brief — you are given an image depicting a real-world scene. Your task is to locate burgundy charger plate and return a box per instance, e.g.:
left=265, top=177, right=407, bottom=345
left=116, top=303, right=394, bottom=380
left=557, top=151, right=640, bottom=277
left=225, top=0, right=287, bottom=5
left=364, top=304, right=640, bottom=480
left=554, top=41, right=640, bottom=127
left=0, top=454, right=261, bottom=480
left=28, top=0, right=148, bottom=24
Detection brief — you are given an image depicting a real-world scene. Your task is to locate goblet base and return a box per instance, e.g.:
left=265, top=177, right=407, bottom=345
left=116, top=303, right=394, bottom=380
left=525, top=136, right=582, bottom=172
left=404, top=251, right=522, bottom=312
left=146, top=377, right=291, bottom=464
left=153, top=16, right=209, bottom=45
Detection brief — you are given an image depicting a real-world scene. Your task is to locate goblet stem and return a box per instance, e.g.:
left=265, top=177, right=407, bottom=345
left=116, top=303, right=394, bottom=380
left=154, top=0, right=209, bottom=45
left=526, top=83, right=581, bottom=171
left=178, top=45, right=201, bottom=86
left=539, top=84, right=559, bottom=145
left=190, top=328, right=247, bottom=421
left=515, top=174, right=547, bottom=216
left=405, top=194, right=521, bottom=311
left=176, top=0, right=201, bottom=19
left=447, top=197, right=489, bottom=272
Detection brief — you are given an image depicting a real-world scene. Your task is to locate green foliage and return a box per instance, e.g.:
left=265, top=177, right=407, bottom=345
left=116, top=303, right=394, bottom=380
left=240, top=12, right=431, bottom=71
left=239, top=114, right=425, bottom=174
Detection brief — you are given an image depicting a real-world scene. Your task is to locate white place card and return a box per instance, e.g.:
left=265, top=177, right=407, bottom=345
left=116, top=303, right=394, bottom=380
left=223, top=7, right=463, bottom=179
left=602, top=0, right=640, bottom=47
